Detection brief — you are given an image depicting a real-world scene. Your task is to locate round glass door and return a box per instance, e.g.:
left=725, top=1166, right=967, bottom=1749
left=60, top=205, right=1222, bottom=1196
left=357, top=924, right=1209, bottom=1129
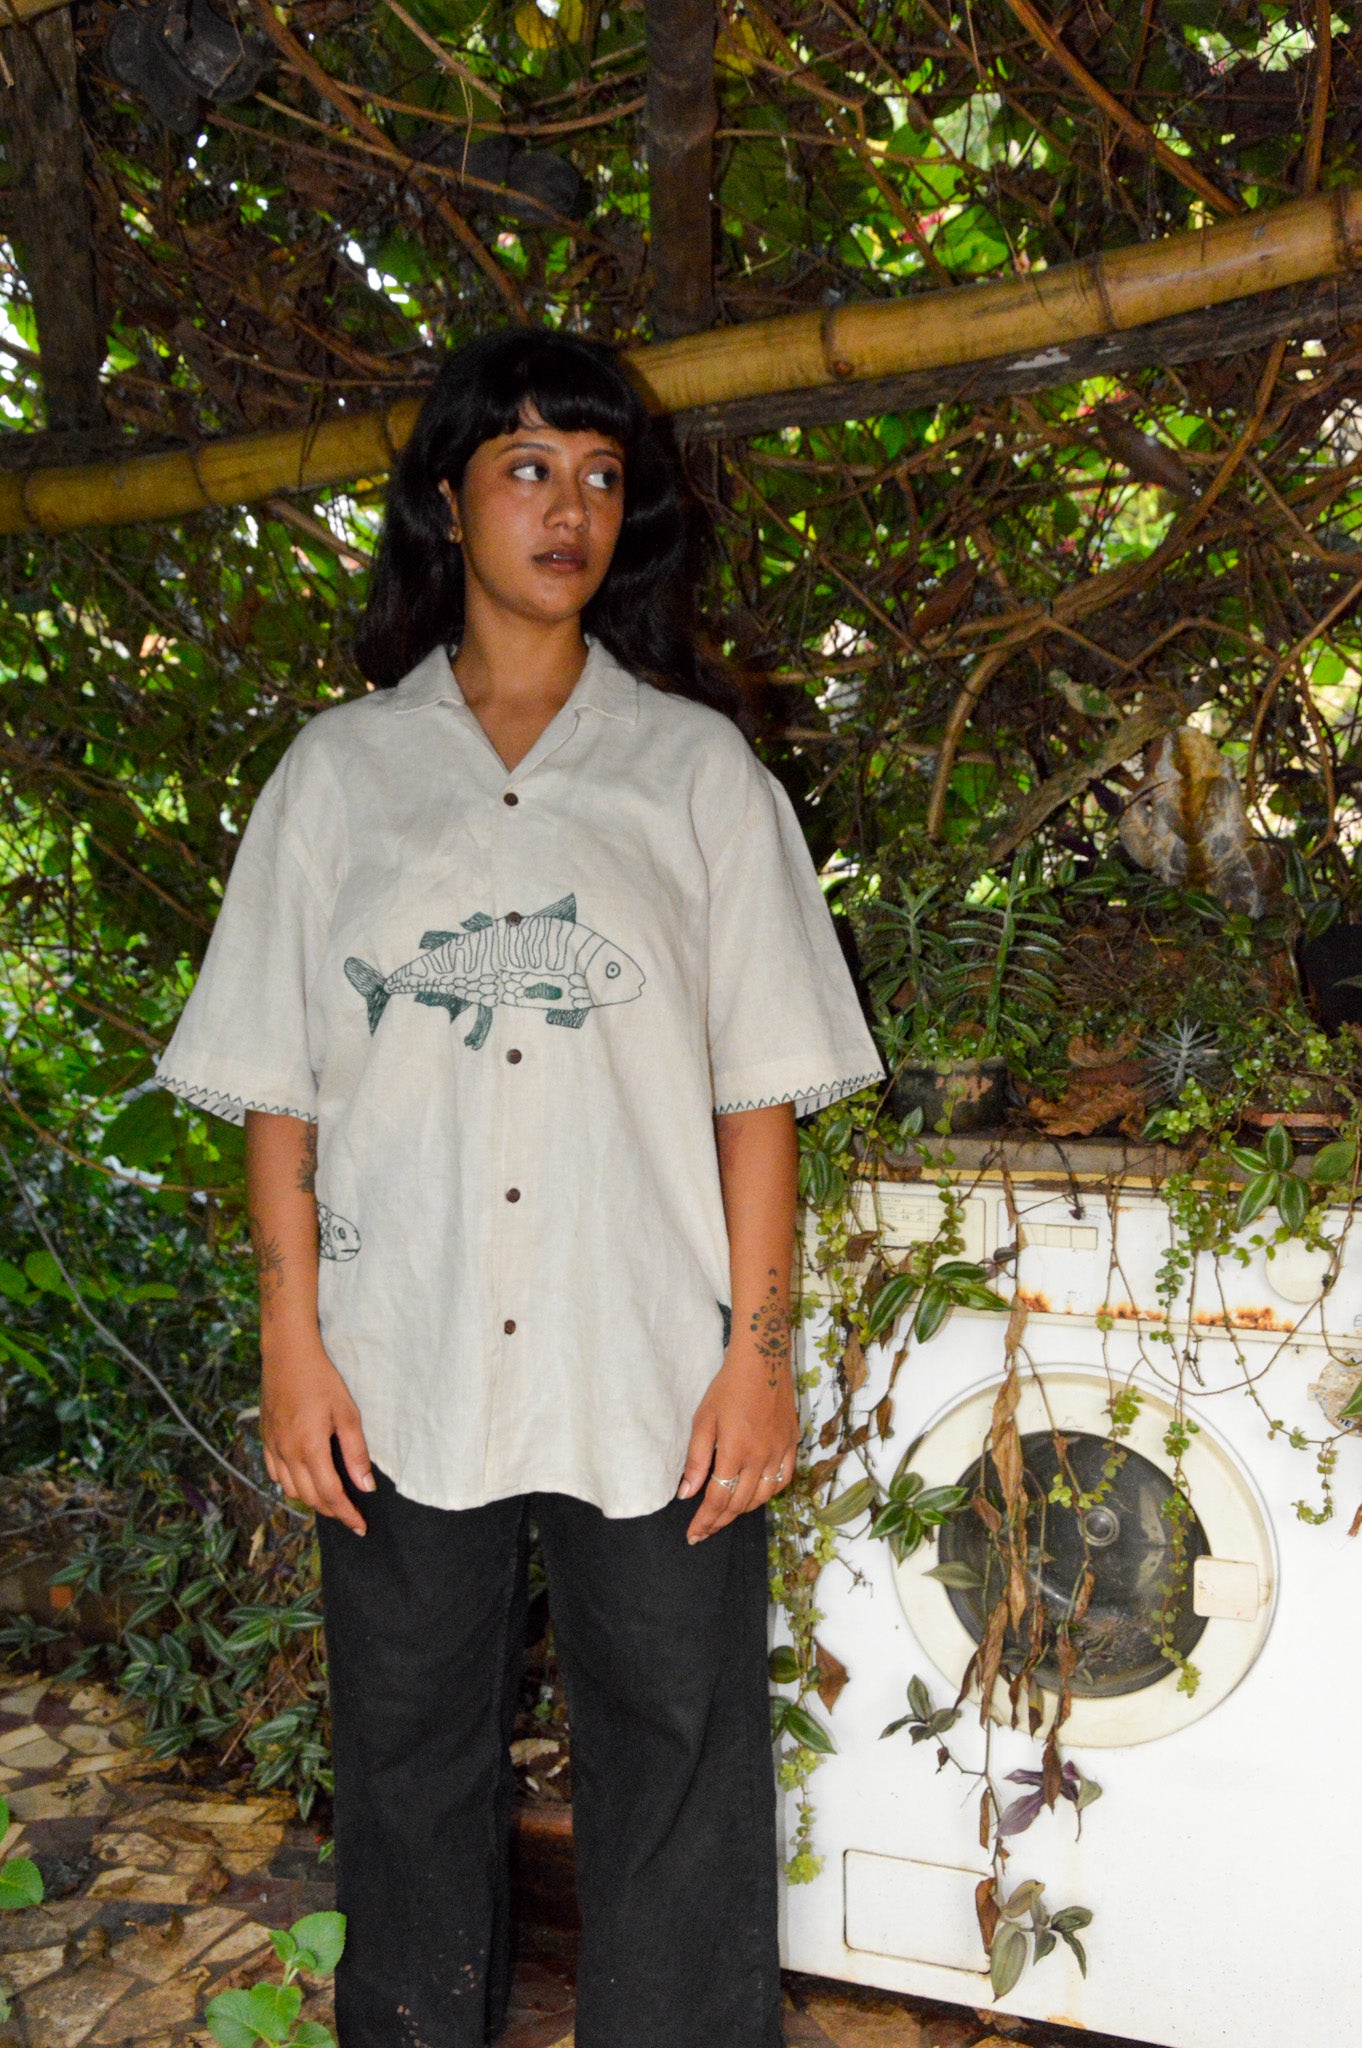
left=893, top=1370, right=1276, bottom=1746
left=938, top=1431, right=1210, bottom=1700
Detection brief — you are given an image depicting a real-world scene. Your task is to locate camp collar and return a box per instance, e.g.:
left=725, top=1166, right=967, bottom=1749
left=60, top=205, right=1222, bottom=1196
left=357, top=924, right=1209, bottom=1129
left=390, top=633, right=639, bottom=725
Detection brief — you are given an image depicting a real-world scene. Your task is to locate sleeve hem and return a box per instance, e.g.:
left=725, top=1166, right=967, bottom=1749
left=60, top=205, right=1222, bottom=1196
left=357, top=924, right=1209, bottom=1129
left=713, top=1069, right=886, bottom=1120
left=157, top=1070, right=319, bottom=1128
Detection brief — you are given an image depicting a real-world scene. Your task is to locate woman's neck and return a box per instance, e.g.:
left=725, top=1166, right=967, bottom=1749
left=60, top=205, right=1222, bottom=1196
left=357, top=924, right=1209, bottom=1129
left=452, top=607, right=589, bottom=718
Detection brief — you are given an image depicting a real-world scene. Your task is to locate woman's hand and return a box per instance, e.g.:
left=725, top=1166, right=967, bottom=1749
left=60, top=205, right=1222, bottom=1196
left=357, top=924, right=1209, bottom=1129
left=680, top=1338, right=800, bottom=1545
left=684, top=1101, right=801, bottom=1543
left=245, top=1109, right=375, bottom=1536
left=261, top=1337, right=375, bottom=1537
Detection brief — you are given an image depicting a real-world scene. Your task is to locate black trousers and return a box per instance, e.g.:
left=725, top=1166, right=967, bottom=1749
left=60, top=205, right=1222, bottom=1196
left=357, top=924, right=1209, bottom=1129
left=316, top=1460, right=784, bottom=2048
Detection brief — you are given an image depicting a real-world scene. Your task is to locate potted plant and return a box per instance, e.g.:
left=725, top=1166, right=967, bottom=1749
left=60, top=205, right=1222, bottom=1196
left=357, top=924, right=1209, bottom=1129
left=859, top=854, right=1063, bottom=1133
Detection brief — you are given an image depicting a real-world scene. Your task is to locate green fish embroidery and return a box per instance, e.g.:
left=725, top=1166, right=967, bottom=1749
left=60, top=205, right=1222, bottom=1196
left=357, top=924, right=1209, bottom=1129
left=343, top=892, right=645, bottom=1050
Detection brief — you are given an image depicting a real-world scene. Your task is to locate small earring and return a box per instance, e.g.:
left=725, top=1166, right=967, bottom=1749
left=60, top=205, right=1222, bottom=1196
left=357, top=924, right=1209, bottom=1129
left=448, top=525, right=462, bottom=545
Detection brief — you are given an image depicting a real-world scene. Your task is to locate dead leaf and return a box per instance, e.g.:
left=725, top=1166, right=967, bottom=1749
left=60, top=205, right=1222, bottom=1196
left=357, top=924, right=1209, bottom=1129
left=1094, top=404, right=1196, bottom=496
left=841, top=1334, right=867, bottom=1395
left=814, top=1639, right=849, bottom=1711
left=975, top=1874, right=1000, bottom=1950
left=912, top=559, right=976, bottom=636
left=873, top=1393, right=894, bottom=1441
left=1041, top=1729, right=1064, bottom=1810
left=1067, top=1024, right=1142, bottom=1066
left=1027, top=1069, right=1147, bottom=1138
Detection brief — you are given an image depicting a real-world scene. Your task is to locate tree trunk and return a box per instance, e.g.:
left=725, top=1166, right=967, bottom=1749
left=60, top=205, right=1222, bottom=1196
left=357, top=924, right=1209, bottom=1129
left=644, top=0, right=716, bottom=339
left=2, top=7, right=105, bottom=434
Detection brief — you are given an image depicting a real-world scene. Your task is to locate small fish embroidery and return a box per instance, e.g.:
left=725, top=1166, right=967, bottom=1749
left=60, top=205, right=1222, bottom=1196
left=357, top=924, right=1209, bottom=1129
left=343, top=892, right=645, bottom=1050
left=317, top=1201, right=361, bottom=1262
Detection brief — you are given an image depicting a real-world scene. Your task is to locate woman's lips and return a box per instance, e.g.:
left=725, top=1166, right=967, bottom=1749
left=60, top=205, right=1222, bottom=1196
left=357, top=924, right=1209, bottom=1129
left=534, top=549, right=588, bottom=574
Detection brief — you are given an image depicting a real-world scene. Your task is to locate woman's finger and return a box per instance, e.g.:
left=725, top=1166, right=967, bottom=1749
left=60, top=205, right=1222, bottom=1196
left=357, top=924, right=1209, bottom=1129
left=688, top=1448, right=760, bottom=1542
left=302, top=1440, right=368, bottom=1535
left=333, top=1408, right=376, bottom=1496
left=677, top=1402, right=718, bottom=1502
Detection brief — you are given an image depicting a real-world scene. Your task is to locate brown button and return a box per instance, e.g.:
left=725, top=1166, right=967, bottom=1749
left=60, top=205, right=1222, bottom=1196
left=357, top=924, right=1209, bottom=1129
left=503, top=792, right=519, bottom=807
left=506, top=1048, right=522, bottom=1064
left=503, top=1318, right=516, bottom=1334
left=506, top=1187, right=520, bottom=1202
left=505, top=910, right=523, bottom=925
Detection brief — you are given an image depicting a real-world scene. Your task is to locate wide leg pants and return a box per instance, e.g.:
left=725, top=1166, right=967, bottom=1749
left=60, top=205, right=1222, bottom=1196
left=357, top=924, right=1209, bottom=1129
left=316, top=1459, right=785, bottom=2048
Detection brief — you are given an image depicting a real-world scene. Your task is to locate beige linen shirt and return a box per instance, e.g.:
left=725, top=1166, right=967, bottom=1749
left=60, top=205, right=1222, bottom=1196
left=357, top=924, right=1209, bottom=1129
left=156, top=635, right=885, bottom=1516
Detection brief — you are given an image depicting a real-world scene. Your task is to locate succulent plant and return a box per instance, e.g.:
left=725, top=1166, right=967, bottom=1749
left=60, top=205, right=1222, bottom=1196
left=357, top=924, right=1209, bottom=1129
left=1140, top=1017, right=1225, bottom=1104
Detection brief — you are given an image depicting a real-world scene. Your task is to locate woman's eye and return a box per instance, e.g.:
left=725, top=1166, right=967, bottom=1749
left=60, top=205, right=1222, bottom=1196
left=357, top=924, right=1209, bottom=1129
left=511, top=460, right=549, bottom=482
left=586, top=467, right=621, bottom=491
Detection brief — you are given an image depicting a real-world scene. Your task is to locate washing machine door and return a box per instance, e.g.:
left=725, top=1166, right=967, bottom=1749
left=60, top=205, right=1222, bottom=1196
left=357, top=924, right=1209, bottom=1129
left=892, top=1368, right=1276, bottom=1745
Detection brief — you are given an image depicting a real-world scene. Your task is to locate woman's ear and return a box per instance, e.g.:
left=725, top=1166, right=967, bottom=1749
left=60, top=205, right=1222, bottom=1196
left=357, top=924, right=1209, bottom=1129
left=437, top=477, right=462, bottom=545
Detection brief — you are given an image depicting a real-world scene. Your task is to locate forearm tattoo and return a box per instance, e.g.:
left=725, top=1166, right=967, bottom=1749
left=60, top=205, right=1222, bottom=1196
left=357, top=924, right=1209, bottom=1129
left=748, top=1267, right=792, bottom=1389
left=296, top=1123, right=318, bottom=1195
left=248, top=1214, right=287, bottom=1307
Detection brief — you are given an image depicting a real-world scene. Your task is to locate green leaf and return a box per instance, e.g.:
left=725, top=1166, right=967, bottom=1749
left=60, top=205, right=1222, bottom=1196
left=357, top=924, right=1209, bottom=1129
left=1058, top=1928, right=1088, bottom=1975
left=913, top=1280, right=951, bottom=1343
left=906, top=1676, right=932, bottom=1721
left=1033, top=1926, right=1057, bottom=1963
left=1050, top=1906, right=1093, bottom=1934
left=1309, top=1140, right=1356, bottom=1186
left=866, top=1271, right=919, bottom=1339
left=868, top=1500, right=907, bottom=1540
left=208, top=1984, right=303, bottom=2045
left=103, top=1088, right=179, bottom=1170
left=1263, top=1120, right=1293, bottom=1170
left=768, top=1646, right=801, bottom=1685
left=781, top=1703, right=836, bottom=1755
left=1235, top=1170, right=1280, bottom=1231
left=292, top=2026, right=337, bottom=2048
left=288, top=1912, right=345, bottom=1975
left=914, top=1483, right=968, bottom=1521
left=1226, top=1144, right=1267, bottom=1174
left=1277, top=1173, right=1309, bottom=1235
left=205, top=1997, right=261, bottom=2048
left=1338, top=1379, right=1362, bottom=1421
left=269, top=1930, right=297, bottom=1965
left=989, top=1920, right=1029, bottom=1999
left=816, top=1478, right=877, bottom=1527
left=999, top=1878, right=1045, bottom=1921
left=0, top=1855, right=43, bottom=1909
left=0, top=1258, right=33, bottom=1302
left=23, top=1249, right=72, bottom=1296
left=924, top=1560, right=983, bottom=1589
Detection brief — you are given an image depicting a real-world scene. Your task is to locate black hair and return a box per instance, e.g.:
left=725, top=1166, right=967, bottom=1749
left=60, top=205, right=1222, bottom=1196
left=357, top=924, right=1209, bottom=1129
left=353, top=327, right=745, bottom=727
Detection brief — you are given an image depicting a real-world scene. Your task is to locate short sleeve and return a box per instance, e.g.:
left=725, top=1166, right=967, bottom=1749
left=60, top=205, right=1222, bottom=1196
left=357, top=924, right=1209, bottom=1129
left=706, top=756, right=887, bottom=1119
left=154, top=758, right=327, bottom=1127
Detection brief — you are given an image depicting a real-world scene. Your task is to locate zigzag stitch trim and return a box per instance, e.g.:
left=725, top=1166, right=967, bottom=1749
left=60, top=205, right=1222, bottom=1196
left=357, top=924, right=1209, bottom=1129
left=713, top=1071, right=884, bottom=1118
left=157, top=1072, right=318, bottom=1127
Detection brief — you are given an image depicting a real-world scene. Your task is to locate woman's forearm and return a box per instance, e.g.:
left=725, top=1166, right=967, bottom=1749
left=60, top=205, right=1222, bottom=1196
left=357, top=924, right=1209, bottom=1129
left=244, top=1110, right=322, bottom=1355
left=714, top=1102, right=798, bottom=1387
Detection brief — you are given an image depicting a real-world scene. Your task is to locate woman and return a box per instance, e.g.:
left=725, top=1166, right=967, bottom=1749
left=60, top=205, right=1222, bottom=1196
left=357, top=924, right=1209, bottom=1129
left=156, top=329, right=885, bottom=2048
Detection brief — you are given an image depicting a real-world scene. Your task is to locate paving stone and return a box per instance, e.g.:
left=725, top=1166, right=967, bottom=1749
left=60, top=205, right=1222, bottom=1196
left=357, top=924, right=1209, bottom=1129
left=0, top=1732, right=66, bottom=1769
left=62, top=1727, right=126, bottom=1759
left=16, top=1961, right=139, bottom=2047
left=804, top=1989, right=925, bottom=2047
left=198, top=1920, right=273, bottom=1969
left=0, top=1943, right=66, bottom=1989
left=108, top=1906, right=243, bottom=1987
left=88, top=1971, right=208, bottom=2042
left=0, top=1681, right=49, bottom=1719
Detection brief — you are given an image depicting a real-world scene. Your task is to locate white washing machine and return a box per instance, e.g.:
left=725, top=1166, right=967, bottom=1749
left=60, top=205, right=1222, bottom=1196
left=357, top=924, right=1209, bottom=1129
left=778, top=1164, right=1362, bottom=2047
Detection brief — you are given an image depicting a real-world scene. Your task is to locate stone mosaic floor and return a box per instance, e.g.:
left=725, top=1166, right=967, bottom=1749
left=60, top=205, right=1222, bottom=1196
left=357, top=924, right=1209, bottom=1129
left=0, top=1670, right=1137, bottom=2048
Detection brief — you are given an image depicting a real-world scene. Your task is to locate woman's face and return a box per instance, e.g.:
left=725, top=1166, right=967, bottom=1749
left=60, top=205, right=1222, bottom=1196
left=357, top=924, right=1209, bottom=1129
left=442, top=404, right=626, bottom=628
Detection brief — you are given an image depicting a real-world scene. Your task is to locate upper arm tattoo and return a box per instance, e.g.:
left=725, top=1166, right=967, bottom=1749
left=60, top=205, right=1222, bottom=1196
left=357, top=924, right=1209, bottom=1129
left=297, top=1123, right=318, bottom=1195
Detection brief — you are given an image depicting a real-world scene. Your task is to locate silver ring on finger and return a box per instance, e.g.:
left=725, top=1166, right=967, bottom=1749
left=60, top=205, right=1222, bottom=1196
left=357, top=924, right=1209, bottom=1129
left=715, top=1473, right=740, bottom=1494
left=762, top=1466, right=785, bottom=1484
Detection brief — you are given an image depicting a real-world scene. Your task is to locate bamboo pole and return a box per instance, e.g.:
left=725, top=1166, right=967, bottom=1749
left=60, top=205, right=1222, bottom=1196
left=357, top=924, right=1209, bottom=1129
left=3, top=185, right=1362, bottom=536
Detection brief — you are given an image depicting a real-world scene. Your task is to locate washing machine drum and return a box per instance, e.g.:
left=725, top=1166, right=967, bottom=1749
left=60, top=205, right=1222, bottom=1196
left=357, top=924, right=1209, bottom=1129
left=938, top=1430, right=1211, bottom=1700
left=893, top=1369, right=1276, bottom=1746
